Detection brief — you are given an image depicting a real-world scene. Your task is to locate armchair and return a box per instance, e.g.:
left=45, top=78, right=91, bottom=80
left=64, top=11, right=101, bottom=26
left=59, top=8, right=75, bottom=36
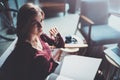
left=74, top=0, right=120, bottom=57
left=38, top=0, right=66, bottom=16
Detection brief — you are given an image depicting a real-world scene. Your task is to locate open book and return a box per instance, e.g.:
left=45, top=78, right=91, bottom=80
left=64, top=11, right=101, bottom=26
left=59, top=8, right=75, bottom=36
left=47, top=55, right=102, bottom=80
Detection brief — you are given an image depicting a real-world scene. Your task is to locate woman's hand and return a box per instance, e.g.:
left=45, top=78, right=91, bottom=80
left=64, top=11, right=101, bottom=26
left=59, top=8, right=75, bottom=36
left=49, top=27, right=59, bottom=38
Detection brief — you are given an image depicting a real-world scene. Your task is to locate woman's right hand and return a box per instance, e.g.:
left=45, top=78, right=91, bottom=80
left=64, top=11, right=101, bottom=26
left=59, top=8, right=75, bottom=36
left=49, top=27, right=59, bottom=38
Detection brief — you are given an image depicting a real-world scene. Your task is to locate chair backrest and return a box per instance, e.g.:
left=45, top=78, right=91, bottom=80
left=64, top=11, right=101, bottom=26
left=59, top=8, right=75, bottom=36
left=81, top=0, right=109, bottom=27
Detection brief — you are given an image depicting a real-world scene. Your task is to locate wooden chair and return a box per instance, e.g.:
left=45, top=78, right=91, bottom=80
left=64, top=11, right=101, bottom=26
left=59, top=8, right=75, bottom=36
left=74, top=0, right=120, bottom=57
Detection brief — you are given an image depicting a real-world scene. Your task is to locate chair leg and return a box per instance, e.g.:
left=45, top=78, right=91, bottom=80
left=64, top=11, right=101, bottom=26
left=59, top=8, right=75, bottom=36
left=105, top=63, right=117, bottom=80
left=63, top=12, right=65, bottom=16
left=112, top=68, right=120, bottom=80
left=74, top=15, right=81, bottom=35
left=110, top=68, right=118, bottom=80
left=74, top=27, right=78, bottom=35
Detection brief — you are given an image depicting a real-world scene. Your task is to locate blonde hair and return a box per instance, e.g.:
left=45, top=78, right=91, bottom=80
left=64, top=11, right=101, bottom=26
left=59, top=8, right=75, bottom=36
left=16, top=3, right=44, bottom=45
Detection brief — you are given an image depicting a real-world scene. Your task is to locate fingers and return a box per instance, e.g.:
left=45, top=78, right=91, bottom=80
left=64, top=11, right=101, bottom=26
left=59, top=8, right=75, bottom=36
left=49, top=27, right=57, bottom=34
left=49, top=27, right=59, bottom=37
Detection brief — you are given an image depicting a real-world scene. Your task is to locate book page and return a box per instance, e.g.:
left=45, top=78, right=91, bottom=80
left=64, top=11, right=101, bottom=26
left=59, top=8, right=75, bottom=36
left=59, top=55, right=102, bottom=80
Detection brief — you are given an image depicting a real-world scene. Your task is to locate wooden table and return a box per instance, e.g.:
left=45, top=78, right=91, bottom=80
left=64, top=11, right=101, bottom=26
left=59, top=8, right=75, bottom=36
left=104, top=46, right=120, bottom=80
left=54, top=35, right=88, bottom=61
left=61, top=35, right=88, bottom=52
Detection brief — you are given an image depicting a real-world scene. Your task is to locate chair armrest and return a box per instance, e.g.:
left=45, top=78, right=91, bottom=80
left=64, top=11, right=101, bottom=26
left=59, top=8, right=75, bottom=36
left=80, top=15, right=94, bottom=44
left=80, top=15, right=94, bottom=25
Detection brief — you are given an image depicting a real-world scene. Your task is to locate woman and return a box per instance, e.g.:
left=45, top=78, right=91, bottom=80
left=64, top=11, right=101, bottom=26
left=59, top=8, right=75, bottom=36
left=0, top=3, right=64, bottom=80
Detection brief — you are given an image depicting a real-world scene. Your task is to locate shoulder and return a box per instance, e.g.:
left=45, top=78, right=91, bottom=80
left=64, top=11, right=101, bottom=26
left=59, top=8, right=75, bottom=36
left=16, top=42, right=34, bottom=51
left=11, top=42, right=36, bottom=58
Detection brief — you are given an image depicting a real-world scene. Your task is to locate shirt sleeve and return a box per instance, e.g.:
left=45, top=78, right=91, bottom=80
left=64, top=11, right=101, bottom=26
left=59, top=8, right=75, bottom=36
left=32, top=56, right=58, bottom=80
left=40, top=33, right=65, bottom=48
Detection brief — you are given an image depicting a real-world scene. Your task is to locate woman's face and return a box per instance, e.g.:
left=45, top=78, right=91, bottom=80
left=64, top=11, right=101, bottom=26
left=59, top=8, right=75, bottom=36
left=30, top=13, right=44, bottom=37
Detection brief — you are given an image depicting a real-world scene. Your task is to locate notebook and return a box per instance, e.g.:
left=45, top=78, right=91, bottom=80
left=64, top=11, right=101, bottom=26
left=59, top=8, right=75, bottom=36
left=111, top=46, right=120, bottom=57
left=104, top=43, right=120, bottom=67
